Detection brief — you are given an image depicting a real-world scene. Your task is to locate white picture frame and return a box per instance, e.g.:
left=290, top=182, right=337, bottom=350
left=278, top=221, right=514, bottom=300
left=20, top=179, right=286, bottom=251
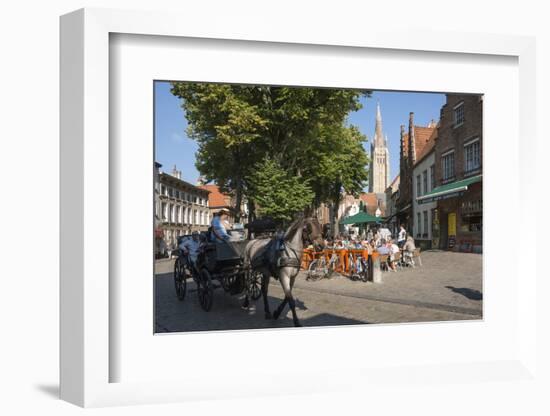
left=60, top=8, right=538, bottom=408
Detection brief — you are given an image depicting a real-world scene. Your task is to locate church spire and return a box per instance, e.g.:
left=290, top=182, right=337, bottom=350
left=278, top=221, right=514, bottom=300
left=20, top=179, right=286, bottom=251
left=374, top=101, right=384, bottom=147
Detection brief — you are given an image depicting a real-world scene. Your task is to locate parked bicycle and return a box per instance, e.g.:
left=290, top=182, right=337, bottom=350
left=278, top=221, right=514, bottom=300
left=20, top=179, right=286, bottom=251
left=348, top=251, right=369, bottom=282
left=306, top=249, right=340, bottom=281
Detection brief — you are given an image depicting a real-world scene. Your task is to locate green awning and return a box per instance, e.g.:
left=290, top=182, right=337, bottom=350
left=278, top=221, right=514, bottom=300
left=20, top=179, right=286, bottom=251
left=417, top=174, right=482, bottom=204
left=340, top=211, right=382, bottom=225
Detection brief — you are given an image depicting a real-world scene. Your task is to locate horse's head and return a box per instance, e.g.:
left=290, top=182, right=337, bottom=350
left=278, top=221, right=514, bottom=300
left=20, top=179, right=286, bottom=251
left=302, top=217, right=324, bottom=250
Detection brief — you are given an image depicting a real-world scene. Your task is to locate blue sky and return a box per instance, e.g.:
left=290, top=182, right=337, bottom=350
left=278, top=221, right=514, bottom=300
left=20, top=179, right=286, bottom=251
left=154, top=81, right=446, bottom=186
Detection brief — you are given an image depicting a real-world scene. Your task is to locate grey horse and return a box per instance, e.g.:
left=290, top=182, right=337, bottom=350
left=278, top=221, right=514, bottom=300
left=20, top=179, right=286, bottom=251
left=242, top=217, right=323, bottom=327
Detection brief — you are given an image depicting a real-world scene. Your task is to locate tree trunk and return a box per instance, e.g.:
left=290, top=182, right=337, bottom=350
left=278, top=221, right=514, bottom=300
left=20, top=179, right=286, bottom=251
left=233, top=184, right=243, bottom=223
left=247, top=200, right=256, bottom=239
left=331, top=184, right=342, bottom=238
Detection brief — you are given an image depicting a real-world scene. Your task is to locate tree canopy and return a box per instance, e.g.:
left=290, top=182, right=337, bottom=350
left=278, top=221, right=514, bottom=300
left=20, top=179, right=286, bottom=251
left=169, top=82, right=371, bottom=222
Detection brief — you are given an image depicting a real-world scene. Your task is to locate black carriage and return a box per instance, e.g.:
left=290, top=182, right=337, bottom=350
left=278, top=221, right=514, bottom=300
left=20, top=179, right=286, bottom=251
left=173, top=240, right=262, bottom=311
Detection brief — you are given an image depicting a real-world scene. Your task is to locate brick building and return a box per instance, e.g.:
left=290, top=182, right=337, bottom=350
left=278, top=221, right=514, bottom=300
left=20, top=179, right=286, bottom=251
left=396, top=112, right=438, bottom=234
left=384, top=175, right=400, bottom=236
left=198, top=184, right=248, bottom=225
left=417, top=94, right=483, bottom=252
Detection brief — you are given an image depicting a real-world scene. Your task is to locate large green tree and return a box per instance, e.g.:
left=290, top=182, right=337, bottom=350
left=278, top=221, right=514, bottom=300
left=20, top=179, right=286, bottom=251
left=170, top=82, right=371, bottom=222
left=247, top=158, right=315, bottom=222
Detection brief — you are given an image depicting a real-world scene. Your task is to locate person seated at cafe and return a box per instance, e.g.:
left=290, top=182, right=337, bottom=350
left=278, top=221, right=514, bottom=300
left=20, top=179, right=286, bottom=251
left=376, top=239, right=390, bottom=255
left=376, top=239, right=395, bottom=271
left=402, top=235, right=416, bottom=266
left=388, top=238, right=400, bottom=271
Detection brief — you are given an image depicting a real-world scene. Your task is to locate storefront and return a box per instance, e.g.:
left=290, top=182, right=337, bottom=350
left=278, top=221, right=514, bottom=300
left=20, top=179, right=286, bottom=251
left=417, top=175, right=482, bottom=253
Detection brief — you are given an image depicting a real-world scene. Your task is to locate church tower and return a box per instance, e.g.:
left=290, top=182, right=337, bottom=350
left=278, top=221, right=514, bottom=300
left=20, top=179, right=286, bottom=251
left=368, top=102, right=390, bottom=194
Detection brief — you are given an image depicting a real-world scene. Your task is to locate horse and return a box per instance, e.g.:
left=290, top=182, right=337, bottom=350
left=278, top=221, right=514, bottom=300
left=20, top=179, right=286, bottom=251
left=242, top=216, right=324, bottom=327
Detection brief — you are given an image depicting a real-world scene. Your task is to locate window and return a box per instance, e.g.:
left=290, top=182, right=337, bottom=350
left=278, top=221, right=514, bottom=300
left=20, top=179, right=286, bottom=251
left=442, top=151, right=455, bottom=182
left=161, top=202, right=167, bottom=220
left=161, top=185, right=166, bottom=196
left=453, top=102, right=464, bottom=127
left=417, top=212, right=421, bottom=238
left=422, top=170, right=428, bottom=195
left=416, top=175, right=421, bottom=197
left=430, top=165, right=435, bottom=190
left=464, top=138, right=481, bottom=173
left=423, top=211, right=428, bottom=236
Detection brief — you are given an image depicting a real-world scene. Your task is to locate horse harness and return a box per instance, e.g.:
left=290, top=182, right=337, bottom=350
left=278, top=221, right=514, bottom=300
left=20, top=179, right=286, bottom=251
left=249, top=236, right=302, bottom=279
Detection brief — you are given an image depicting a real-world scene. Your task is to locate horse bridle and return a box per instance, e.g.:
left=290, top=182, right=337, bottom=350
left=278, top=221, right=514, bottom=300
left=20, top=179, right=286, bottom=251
left=275, top=219, right=319, bottom=269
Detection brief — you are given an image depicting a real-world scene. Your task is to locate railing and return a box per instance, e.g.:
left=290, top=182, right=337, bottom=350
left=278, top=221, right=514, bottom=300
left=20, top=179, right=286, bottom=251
left=301, top=248, right=379, bottom=275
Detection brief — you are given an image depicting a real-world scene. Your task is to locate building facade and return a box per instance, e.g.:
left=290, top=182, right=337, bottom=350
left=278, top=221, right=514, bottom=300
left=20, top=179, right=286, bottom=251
left=420, top=94, right=482, bottom=252
left=368, top=103, right=390, bottom=195
left=338, top=192, right=385, bottom=236
left=198, top=184, right=248, bottom=225
left=396, top=113, right=438, bottom=234
left=384, top=175, right=400, bottom=236
left=156, top=165, right=211, bottom=249
left=412, top=144, right=437, bottom=250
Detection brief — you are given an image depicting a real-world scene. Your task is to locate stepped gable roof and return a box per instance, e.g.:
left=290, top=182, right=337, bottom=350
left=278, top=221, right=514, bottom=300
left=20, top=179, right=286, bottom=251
left=414, top=127, right=438, bottom=165
left=402, top=125, right=437, bottom=161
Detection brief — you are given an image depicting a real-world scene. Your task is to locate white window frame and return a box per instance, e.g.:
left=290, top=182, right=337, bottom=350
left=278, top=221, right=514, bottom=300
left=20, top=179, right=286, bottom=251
left=441, top=150, right=455, bottom=182
left=453, top=101, right=465, bottom=128
left=464, top=137, right=481, bottom=174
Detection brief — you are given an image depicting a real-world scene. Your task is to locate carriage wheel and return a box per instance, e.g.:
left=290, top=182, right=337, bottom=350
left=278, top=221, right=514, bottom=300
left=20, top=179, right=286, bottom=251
left=247, top=271, right=262, bottom=301
left=197, top=268, right=214, bottom=311
left=173, top=258, right=187, bottom=301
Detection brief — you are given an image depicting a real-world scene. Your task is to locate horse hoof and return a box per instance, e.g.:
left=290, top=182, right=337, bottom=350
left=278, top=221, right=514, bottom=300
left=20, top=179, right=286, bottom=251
left=294, top=322, right=303, bottom=327
left=265, top=312, right=272, bottom=320
left=272, top=311, right=280, bottom=320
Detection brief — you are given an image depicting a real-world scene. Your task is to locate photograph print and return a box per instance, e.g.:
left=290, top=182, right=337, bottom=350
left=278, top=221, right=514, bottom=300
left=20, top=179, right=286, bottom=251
left=154, top=81, right=483, bottom=333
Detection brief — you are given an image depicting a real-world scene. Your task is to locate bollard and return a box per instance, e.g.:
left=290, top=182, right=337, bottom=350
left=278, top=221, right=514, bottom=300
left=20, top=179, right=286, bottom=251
left=372, top=254, right=383, bottom=284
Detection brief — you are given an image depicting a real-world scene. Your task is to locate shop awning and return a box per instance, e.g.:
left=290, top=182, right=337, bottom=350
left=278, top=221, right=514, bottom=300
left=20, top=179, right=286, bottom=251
left=340, top=211, right=382, bottom=225
left=417, top=175, right=482, bottom=204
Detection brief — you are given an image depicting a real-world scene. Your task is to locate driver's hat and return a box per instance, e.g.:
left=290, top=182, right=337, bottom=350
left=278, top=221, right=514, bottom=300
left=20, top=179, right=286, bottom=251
left=218, top=208, right=230, bottom=215
left=191, top=230, right=199, bottom=236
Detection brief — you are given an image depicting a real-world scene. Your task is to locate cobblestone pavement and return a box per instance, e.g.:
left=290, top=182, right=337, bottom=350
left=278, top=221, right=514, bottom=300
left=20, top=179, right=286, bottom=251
left=154, top=250, right=482, bottom=333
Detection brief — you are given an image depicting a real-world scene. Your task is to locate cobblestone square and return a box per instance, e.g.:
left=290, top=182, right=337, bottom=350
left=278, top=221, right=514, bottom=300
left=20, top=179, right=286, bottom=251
left=155, top=250, right=482, bottom=332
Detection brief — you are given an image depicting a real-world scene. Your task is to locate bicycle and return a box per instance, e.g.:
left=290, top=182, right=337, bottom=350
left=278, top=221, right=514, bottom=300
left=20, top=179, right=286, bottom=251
left=306, top=249, right=340, bottom=281
left=348, top=251, right=369, bottom=282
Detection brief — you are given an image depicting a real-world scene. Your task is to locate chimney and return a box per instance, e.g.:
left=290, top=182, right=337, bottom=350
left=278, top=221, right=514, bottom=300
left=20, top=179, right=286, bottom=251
left=408, top=112, right=416, bottom=166
left=400, top=124, right=405, bottom=172
left=171, top=165, right=181, bottom=180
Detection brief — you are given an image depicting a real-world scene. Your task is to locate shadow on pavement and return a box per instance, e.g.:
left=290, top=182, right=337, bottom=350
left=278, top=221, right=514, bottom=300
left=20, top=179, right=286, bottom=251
left=445, top=286, right=483, bottom=301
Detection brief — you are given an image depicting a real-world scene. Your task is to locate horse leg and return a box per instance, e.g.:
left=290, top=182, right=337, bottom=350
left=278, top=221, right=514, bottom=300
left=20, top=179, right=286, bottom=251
left=279, top=271, right=301, bottom=327
left=241, top=293, right=250, bottom=310
left=261, top=272, right=272, bottom=319
left=288, top=296, right=301, bottom=327
left=272, top=298, right=287, bottom=320
left=273, top=272, right=297, bottom=319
